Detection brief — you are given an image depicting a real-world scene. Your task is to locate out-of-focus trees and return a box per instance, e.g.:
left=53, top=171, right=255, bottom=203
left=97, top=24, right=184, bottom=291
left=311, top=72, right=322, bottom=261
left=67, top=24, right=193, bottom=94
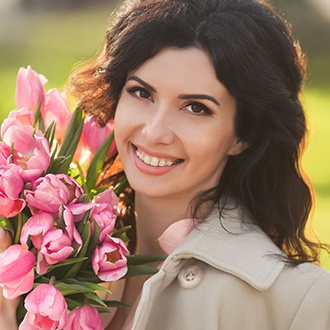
left=20, top=0, right=118, bottom=10
left=272, top=0, right=330, bottom=56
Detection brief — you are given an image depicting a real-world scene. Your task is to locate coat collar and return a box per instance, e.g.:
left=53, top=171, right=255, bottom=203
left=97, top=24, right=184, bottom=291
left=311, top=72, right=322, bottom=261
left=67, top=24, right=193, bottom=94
left=162, top=206, right=286, bottom=291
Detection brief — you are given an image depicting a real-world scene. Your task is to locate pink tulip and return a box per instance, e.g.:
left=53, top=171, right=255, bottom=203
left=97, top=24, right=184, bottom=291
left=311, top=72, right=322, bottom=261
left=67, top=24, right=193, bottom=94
left=67, top=190, right=119, bottom=242
left=74, top=116, right=117, bottom=166
left=0, top=165, right=26, bottom=217
left=93, top=189, right=118, bottom=207
left=42, top=88, right=72, bottom=142
left=15, top=66, right=47, bottom=112
left=0, top=244, right=35, bottom=299
left=20, top=212, right=55, bottom=250
left=61, top=206, right=83, bottom=247
left=64, top=305, right=103, bottom=330
left=0, top=164, right=25, bottom=199
left=19, top=284, right=68, bottom=330
left=66, top=202, right=95, bottom=223
left=1, top=108, right=35, bottom=139
left=2, top=124, right=50, bottom=182
left=92, top=236, right=129, bottom=282
left=37, top=228, right=74, bottom=274
left=0, top=193, right=25, bottom=218
left=25, top=173, right=84, bottom=215
left=91, top=190, right=119, bottom=242
left=0, top=142, right=12, bottom=166
left=72, top=138, right=93, bottom=166
left=83, top=116, right=117, bottom=157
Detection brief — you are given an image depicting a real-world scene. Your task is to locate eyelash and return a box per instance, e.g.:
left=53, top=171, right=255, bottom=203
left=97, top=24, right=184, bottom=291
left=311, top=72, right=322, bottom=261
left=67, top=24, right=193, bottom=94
left=183, top=102, right=213, bottom=116
left=125, top=86, right=213, bottom=116
left=126, top=86, right=152, bottom=101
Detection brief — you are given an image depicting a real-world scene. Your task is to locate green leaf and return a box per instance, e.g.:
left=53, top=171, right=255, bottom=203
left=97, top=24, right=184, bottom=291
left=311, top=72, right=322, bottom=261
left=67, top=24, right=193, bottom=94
left=79, top=281, right=110, bottom=293
left=54, top=279, right=105, bottom=297
left=80, top=219, right=91, bottom=245
left=111, top=225, right=131, bottom=239
left=16, top=295, right=27, bottom=325
left=103, top=300, right=130, bottom=308
left=44, top=120, right=56, bottom=147
left=37, top=257, right=88, bottom=278
left=124, top=265, right=160, bottom=278
left=81, top=220, right=100, bottom=270
left=0, top=217, right=15, bottom=238
left=56, top=278, right=109, bottom=295
left=63, top=223, right=91, bottom=279
left=55, top=283, right=92, bottom=296
left=65, top=296, right=85, bottom=310
left=33, top=96, right=45, bottom=132
left=112, top=175, right=129, bottom=196
left=47, top=155, right=72, bottom=174
left=126, top=254, right=166, bottom=266
left=33, top=276, right=51, bottom=285
left=76, top=209, right=92, bottom=234
left=86, top=131, right=114, bottom=192
left=75, top=271, right=101, bottom=283
left=56, top=107, right=84, bottom=173
left=83, top=292, right=108, bottom=307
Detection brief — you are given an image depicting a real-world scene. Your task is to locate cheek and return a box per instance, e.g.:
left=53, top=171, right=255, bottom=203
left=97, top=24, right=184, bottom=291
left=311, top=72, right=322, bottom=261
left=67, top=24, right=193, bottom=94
left=114, top=100, right=141, bottom=153
left=114, top=96, right=139, bottom=128
left=192, top=128, right=237, bottom=165
left=113, top=105, right=128, bottom=147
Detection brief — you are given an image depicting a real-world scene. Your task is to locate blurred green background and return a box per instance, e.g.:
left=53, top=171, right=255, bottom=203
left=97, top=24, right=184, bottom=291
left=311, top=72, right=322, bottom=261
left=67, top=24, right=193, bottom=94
left=0, top=0, right=330, bottom=267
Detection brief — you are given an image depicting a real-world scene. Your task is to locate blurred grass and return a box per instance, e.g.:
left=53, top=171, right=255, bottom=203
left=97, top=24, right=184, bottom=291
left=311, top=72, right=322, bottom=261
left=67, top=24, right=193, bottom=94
left=0, top=1, right=329, bottom=268
left=0, top=2, right=119, bottom=118
left=303, top=79, right=330, bottom=269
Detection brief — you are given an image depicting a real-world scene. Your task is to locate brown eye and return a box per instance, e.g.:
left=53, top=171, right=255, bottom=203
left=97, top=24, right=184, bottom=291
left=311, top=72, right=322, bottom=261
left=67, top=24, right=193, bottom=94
left=136, top=89, right=151, bottom=99
left=185, top=102, right=212, bottom=115
left=126, top=86, right=152, bottom=100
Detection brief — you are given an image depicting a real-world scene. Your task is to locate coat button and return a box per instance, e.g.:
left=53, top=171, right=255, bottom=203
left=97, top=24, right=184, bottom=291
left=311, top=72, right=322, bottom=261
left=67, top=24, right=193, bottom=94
left=177, top=265, right=203, bottom=289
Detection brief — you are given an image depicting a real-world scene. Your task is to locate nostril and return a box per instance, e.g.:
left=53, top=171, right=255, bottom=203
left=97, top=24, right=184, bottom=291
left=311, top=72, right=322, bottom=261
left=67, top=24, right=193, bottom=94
left=141, top=118, right=175, bottom=145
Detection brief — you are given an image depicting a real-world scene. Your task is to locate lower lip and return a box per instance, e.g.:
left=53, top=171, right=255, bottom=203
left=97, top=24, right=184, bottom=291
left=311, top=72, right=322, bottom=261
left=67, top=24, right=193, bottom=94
left=132, top=146, right=181, bottom=176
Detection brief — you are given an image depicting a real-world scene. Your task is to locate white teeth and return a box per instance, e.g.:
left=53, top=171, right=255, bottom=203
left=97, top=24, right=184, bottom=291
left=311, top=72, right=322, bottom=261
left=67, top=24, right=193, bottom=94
left=136, top=148, right=175, bottom=167
left=150, top=157, right=159, bottom=166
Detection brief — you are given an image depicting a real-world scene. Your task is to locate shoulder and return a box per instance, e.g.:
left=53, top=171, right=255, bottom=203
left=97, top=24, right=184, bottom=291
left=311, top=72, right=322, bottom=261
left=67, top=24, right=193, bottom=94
left=280, top=261, right=330, bottom=285
left=277, top=262, right=330, bottom=329
left=274, top=261, right=330, bottom=301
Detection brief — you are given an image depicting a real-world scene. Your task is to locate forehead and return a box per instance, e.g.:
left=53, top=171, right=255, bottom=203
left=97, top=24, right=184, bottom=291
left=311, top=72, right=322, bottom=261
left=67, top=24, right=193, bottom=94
left=129, top=47, right=224, bottom=93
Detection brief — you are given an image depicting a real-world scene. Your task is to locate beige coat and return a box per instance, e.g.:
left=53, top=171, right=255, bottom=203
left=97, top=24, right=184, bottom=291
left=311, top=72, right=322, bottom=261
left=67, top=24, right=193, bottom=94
left=132, top=207, right=330, bottom=329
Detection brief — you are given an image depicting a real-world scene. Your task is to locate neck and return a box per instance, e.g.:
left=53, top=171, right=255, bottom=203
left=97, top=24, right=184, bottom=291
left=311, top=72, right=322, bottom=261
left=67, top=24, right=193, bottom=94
left=134, top=193, right=192, bottom=255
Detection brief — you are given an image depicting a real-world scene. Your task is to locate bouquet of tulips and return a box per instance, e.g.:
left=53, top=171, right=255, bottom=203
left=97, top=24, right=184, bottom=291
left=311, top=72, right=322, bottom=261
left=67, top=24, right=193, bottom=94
left=0, top=67, right=161, bottom=329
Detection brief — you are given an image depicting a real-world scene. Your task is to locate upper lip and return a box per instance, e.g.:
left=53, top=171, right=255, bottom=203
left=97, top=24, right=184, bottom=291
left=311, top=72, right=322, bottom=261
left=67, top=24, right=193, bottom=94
left=132, top=143, right=182, bottom=162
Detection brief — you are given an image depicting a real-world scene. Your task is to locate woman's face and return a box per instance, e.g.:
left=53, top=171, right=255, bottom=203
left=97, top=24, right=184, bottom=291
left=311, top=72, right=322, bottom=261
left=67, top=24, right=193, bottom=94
left=114, top=47, right=244, bottom=202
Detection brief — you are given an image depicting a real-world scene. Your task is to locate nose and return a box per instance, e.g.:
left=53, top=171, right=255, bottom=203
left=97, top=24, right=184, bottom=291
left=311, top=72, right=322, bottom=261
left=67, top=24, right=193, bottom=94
left=141, top=106, right=175, bottom=145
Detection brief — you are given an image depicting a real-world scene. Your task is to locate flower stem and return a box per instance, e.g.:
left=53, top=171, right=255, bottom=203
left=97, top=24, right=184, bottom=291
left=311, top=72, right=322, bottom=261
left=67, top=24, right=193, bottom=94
left=50, top=276, right=55, bottom=285
left=14, top=213, right=23, bottom=244
left=76, top=163, right=90, bottom=199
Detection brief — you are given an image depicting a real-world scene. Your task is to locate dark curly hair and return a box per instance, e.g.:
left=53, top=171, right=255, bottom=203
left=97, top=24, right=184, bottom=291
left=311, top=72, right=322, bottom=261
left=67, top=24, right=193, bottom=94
left=69, top=0, right=326, bottom=263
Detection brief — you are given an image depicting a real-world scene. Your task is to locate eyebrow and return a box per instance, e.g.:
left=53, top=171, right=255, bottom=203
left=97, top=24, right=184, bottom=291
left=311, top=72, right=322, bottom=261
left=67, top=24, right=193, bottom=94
left=127, top=76, right=156, bottom=93
left=178, top=93, right=220, bottom=106
left=127, top=75, right=220, bottom=106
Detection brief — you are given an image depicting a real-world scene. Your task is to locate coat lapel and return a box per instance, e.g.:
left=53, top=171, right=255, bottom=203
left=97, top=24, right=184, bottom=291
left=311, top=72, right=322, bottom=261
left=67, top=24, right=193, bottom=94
left=162, top=206, right=286, bottom=291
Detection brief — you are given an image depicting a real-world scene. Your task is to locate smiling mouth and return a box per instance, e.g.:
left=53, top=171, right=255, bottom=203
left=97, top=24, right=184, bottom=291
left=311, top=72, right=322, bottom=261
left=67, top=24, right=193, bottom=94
left=134, top=146, right=183, bottom=167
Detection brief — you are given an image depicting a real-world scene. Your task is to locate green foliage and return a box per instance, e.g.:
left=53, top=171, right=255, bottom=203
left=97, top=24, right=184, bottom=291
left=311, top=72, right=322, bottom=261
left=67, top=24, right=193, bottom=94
left=47, top=107, right=85, bottom=174
left=1, top=1, right=329, bottom=269
left=86, top=132, right=114, bottom=192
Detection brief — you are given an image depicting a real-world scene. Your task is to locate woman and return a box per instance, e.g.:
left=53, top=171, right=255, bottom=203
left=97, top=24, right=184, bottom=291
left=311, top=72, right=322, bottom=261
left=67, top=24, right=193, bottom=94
left=1, top=0, right=330, bottom=328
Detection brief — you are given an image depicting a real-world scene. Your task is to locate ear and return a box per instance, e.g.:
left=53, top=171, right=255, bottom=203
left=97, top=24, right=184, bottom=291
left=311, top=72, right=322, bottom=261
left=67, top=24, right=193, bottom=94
left=227, top=139, right=249, bottom=156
